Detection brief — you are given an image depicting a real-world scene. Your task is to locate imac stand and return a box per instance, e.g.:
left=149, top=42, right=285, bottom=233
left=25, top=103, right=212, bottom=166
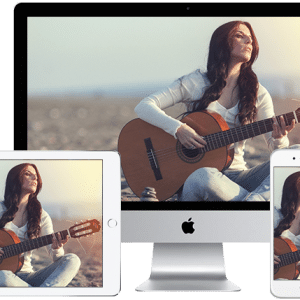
left=136, top=243, right=240, bottom=292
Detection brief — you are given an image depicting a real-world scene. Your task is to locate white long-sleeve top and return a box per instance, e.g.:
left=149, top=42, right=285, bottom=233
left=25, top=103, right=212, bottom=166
left=0, top=201, right=64, bottom=273
left=135, top=69, right=289, bottom=170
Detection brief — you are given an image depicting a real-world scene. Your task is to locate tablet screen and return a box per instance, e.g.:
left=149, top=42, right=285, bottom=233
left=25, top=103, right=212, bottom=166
left=0, top=159, right=103, bottom=288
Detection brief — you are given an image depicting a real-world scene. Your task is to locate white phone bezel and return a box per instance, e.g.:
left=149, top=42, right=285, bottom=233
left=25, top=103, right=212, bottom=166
left=271, top=149, right=300, bottom=298
left=0, top=150, right=121, bottom=296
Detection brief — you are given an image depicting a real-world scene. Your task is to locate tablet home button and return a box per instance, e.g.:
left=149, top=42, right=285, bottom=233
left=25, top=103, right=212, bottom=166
left=108, top=219, right=117, bottom=228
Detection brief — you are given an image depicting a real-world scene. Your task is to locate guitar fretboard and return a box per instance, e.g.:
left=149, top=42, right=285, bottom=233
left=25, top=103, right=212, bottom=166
left=278, top=250, right=300, bottom=269
left=2, top=230, right=68, bottom=259
left=200, top=110, right=299, bottom=153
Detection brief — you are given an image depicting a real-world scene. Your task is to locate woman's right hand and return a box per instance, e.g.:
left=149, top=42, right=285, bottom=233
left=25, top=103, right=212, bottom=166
left=175, top=124, right=207, bottom=149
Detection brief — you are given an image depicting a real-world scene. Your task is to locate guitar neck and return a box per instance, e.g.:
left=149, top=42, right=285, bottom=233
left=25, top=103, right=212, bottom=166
left=202, top=110, right=299, bottom=152
left=2, top=230, right=69, bottom=259
left=278, top=250, right=300, bottom=269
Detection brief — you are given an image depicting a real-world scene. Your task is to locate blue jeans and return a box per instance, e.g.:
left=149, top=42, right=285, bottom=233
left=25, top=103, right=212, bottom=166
left=180, top=144, right=300, bottom=202
left=0, top=253, right=81, bottom=287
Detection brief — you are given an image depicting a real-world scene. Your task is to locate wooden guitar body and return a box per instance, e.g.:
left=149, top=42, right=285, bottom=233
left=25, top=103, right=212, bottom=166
left=274, top=237, right=299, bottom=280
left=119, top=106, right=299, bottom=201
left=0, top=229, right=24, bottom=273
left=118, top=110, right=233, bottom=201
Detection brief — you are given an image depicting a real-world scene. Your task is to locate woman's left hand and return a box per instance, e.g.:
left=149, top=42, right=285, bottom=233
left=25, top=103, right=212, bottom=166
left=51, top=232, right=69, bottom=250
left=272, top=116, right=296, bottom=139
left=274, top=254, right=281, bottom=265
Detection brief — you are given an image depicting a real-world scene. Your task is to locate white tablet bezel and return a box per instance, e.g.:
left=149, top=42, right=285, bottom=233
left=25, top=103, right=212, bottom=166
left=271, top=149, right=300, bottom=298
left=0, top=150, right=120, bottom=296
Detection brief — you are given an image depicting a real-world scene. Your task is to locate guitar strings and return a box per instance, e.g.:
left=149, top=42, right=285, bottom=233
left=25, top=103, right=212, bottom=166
left=140, top=113, right=297, bottom=161
left=66, top=220, right=97, bottom=255
left=144, top=119, right=277, bottom=161
left=122, top=113, right=298, bottom=177
left=75, top=237, right=87, bottom=255
left=122, top=112, right=299, bottom=196
left=277, top=251, right=300, bottom=268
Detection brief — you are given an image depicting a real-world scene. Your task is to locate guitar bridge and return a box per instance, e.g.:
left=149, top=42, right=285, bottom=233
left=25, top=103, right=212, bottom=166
left=144, top=138, right=163, bottom=181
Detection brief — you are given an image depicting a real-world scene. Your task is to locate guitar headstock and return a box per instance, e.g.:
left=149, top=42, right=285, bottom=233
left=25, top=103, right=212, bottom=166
left=69, top=219, right=101, bottom=238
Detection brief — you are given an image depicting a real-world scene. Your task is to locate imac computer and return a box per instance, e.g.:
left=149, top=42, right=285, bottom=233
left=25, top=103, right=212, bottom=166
left=18, top=3, right=300, bottom=292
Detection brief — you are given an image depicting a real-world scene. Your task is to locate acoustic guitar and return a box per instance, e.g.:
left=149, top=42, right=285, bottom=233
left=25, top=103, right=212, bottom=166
left=274, top=236, right=300, bottom=280
left=118, top=108, right=300, bottom=201
left=0, top=219, right=101, bottom=273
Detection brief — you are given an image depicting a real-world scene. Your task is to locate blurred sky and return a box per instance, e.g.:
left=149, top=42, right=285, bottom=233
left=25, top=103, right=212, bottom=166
left=273, top=167, right=300, bottom=209
left=28, top=16, right=300, bottom=96
left=0, top=160, right=102, bottom=219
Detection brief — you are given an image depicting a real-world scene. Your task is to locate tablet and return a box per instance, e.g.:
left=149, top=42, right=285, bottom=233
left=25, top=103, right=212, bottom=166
left=0, top=150, right=120, bottom=296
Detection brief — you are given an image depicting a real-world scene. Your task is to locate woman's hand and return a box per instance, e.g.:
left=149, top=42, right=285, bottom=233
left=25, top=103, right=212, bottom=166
left=274, top=254, right=281, bottom=265
left=51, top=232, right=69, bottom=250
left=272, top=116, right=295, bottom=139
left=176, top=124, right=207, bottom=149
left=0, top=248, right=4, bottom=259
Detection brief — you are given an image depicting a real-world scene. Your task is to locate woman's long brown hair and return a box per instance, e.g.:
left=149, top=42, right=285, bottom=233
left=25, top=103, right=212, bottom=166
left=185, top=21, right=259, bottom=126
left=0, top=163, right=43, bottom=239
left=274, top=172, right=300, bottom=237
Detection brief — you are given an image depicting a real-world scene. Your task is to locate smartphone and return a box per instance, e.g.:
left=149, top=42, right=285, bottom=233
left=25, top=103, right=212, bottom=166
left=271, top=148, right=300, bottom=297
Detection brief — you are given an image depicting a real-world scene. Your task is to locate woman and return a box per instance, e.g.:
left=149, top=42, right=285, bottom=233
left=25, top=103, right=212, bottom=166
left=0, top=163, right=81, bottom=287
left=135, top=21, right=298, bottom=201
left=274, top=171, right=300, bottom=274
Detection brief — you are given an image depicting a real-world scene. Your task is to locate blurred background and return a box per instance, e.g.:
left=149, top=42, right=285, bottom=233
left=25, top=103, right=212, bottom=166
left=27, top=16, right=300, bottom=201
left=28, top=16, right=300, bottom=151
left=28, top=17, right=300, bottom=201
left=0, top=160, right=102, bottom=219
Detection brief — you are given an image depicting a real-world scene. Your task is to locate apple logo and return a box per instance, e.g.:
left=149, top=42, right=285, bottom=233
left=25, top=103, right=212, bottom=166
left=181, top=218, right=195, bottom=234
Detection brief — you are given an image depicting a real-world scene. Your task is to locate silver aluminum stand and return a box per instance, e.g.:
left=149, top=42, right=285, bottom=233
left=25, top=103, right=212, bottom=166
left=136, top=243, right=240, bottom=292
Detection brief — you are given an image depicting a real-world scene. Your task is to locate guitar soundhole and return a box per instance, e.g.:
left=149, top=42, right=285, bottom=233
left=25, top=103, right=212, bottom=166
left=176, top=141, right=205, bottom=164
left=182, top=146, right=199, bottom=158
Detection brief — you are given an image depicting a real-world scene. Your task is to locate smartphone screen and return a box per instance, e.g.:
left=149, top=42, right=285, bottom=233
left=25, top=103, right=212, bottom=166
left=273, top=166, right=300, bottom=281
